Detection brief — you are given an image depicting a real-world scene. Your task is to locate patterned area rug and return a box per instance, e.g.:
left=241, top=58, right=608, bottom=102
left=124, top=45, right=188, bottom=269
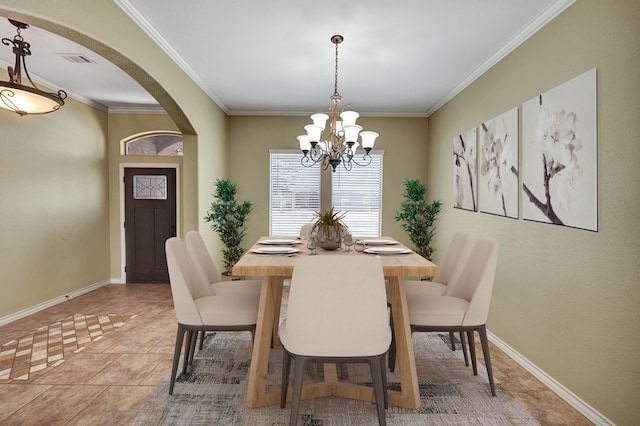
left=0, top=313, right=132, bottom=381
left=134, top=332, right=539, bottom=425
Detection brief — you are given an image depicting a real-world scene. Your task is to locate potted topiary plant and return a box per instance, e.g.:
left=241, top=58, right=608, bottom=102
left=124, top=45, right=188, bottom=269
left=395, top=179, right=442, bottom=261
left=203, top=179, right=253, bottom=276
left=312, top=206, right=347, bottom=251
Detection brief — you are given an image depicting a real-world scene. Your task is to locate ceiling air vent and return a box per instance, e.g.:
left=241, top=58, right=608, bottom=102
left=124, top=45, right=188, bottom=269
left=58, top=54, right=95, bottom=64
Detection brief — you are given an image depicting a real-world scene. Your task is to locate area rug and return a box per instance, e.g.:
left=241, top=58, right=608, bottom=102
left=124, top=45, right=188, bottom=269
left=134, top=332, right=539, bottom=425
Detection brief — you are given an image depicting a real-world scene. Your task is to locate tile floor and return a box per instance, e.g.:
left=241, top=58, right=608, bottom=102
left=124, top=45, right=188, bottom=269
left=0, top=284, right=592, bottom=425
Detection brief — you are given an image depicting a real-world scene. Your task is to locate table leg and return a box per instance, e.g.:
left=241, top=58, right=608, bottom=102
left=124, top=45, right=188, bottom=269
left=386, top=276, right=421, bottom=409
left=246, top=276, right=280, bottom=407
left=272, top=278, right=284, bottom=346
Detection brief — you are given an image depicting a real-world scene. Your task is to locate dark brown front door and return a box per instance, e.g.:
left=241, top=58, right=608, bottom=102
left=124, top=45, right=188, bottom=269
left=124, top=167, right=177, bottom=283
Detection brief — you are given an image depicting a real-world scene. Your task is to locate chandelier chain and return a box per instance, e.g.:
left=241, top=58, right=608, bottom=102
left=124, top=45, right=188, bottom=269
left=333, top=38, right=339, bottom=99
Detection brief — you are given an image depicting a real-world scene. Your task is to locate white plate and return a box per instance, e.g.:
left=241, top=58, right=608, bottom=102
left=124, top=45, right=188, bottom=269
left=251, top=247, right=300, bottom=254
left=259, top=239, right=300, bottom=245
left=364, top=247, right=412, bottom=255
left=362, top=239, right=397, bottom=245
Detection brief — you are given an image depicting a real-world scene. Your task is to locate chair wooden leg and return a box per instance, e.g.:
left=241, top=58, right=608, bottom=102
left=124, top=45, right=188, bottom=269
left=459, top=330, right=470, bottom=368
left=280, top=350, right=292, bottom=408
left=186, top=329, right=198, bottom=368
left=387, top=305, right=396, bottom=372
left=467, top=330, right=478, bottom=376
left=478, top=325, right=496, bottom=396
left=183, top=329, right=194, bottom=374
left=199, top=330, right=205, bottom=350
left=449, top=331, right=456, bottom=350
left=289, top=355, right=309, bottom=426
left=189, top=330, right=199, bottom=366
left=370, top=355, right=387, bottom=426
left=169, top=324, right=186, bottom=395
left=379, top=354, right=389, bottom=409
left=459, top=331, right=469, bottom=366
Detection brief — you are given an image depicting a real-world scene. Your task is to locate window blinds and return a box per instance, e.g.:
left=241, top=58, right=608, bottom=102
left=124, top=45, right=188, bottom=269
left=331, top=152, right=383, bottom=236
left=269, top=150, right=321, bottom=236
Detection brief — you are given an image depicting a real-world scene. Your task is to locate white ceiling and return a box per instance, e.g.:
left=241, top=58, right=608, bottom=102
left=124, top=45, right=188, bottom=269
left=0, top=0, right=573, bottom=116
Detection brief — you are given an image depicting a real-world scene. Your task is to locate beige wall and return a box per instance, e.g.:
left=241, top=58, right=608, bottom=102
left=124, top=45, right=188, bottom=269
left=227, top=115, right=429, bottom=249
left=0, top=95, right=109, bottom=317
left=0, top=0, right=229, bottom=310
left=427, top=1, right=640, bottom=423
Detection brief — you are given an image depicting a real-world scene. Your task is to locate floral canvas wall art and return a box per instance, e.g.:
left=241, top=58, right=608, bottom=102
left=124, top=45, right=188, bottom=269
left=478, top=107, right=519, bottom=218
left=521, top=69, right=597, bottom=231
left=453, top=128, right=477, bottom=211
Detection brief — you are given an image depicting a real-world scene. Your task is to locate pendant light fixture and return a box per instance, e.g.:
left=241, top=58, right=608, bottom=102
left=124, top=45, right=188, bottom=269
left=0, top=19, right=67, bottom=116
left=297, top=35, right=378, bottom=172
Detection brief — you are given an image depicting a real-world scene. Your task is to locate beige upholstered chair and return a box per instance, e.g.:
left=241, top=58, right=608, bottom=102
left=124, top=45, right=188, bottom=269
left=404, top=231, right=473, bottom=357
left=185, top=230, right=262, bottom=295
left=185, top=230, right=263, bottom=350
left=388, top=232, right=473, bottom=372
left=407, top=238, right=499, bottom=396
left=279, top=256, right=391, bottom=426
left=404, top=231, right=472, bottom=298
left=298, top=223, right=313, bottom=239
left=165, top=237, right=260, bottom=395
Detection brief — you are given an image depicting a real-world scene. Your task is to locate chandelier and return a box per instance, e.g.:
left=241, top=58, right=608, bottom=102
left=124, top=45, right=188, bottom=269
left=0, top=19, right=67, bottom=116
left=297, top=35, right=378, bottom=172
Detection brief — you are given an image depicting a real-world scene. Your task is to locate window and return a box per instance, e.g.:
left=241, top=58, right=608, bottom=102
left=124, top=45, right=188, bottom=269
left=270, top=150, right=321, bottom=236
left=124, top=132, right=183, bottom=156
left=332, top=152, right=383, bottom=236
left=270, top=150, right=384, bottom=237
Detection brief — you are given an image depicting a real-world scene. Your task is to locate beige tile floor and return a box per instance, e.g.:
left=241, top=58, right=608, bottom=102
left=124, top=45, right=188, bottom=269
left=0, top=284, right=592, bottom=425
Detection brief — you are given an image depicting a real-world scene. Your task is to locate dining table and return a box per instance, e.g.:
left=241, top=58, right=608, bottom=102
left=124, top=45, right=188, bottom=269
left=232, top=236, right=439, bottom=410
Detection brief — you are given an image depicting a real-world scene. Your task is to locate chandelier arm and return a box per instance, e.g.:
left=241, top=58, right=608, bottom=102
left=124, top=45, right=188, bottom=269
left=346, top=153, right=373, bottom=167
left=301, top=153, right=322, bottom=168
left=19, top=50, right=41, bottom=90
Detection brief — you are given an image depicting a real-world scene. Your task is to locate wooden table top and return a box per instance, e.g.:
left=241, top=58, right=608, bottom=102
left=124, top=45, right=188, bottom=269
left=233, top=236, right=440, bottom=278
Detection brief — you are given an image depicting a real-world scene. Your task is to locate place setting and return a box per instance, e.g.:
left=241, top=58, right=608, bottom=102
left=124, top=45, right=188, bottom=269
left=362, top=246, right=412, bottom=255
left=251, top=246, right=300, bottom=256
left=257, top=238, right=302, bottom=245
left=251, top=239, right=303, bottom=255
left=352, top=238, right=413, bottom=255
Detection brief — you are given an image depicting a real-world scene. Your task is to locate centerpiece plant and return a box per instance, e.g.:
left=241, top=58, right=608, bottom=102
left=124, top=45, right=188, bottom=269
left=312, top=206, right=347, bottom=250
left=395, top=179, right=442, bottom=261
left=203, top=179, right=253, bottom=275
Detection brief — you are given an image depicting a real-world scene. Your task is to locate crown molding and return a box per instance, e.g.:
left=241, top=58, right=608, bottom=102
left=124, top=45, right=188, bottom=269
left=425, top=0, right=576, bottom=116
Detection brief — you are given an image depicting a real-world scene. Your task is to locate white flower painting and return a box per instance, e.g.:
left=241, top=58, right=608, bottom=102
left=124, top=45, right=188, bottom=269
left=478, top=107, right=519, bottom=218
left=453, top=128, right=477, bottom=211
left=522, top=69, right=597, bottom=231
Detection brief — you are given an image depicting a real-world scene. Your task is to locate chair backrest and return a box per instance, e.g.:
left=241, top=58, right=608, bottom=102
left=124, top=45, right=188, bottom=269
left=438, top=232, right=472, bottom=293
left=284, top=255, right=391, bottom=357
left=447, top=238, right=499, bottom=326
left=166, top=237, right=211, bottom=326
left=299, top=223, right=313, bottom=239
left=185, top=230, right=222, bottom=285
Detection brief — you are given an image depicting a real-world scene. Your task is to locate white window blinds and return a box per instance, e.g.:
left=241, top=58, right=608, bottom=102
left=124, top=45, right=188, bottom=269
left=270, top=150, right=321, bottom=236
left=331, top=152, right=383, bottom=236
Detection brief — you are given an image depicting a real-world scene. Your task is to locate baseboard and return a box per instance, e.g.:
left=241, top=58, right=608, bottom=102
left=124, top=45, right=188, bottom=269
left=0, top=279, right=112, bottom=327
left=487, top=330, right=613, bottom=425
